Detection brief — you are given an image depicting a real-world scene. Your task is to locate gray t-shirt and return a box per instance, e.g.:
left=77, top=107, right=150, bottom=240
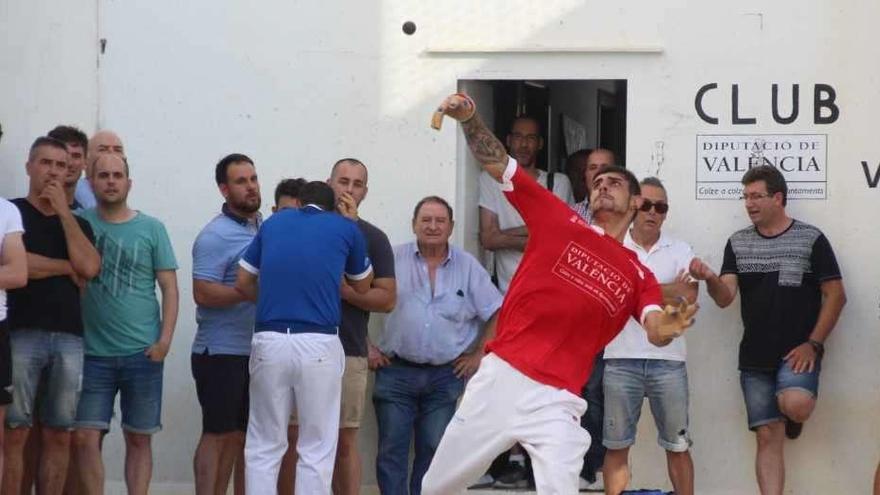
left=340, top=218, right=395, bottom=356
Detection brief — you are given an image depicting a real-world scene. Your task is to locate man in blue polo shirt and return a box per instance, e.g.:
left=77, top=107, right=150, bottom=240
left=235, top=181, right=373, bottom=495
left=191, top=153, right=262, bottom=495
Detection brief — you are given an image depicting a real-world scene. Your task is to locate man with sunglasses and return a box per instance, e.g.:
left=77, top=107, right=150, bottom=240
left=601, top=177, right=697, bottom=495
left=689, top=166, right=846, bottom=495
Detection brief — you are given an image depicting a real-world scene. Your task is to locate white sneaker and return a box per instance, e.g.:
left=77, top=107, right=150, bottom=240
left=468, top=473, right=495, bottom=489
left=579, top=472, right=604, bottom=492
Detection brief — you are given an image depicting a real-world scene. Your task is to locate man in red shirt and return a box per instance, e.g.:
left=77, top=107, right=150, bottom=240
left=421, top=94, right=697, bottom=494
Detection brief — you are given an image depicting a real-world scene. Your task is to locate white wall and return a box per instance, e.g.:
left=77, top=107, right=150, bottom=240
left=0, top=0, right=99, bottom=197
left=3, top=1, right=879, bottom=493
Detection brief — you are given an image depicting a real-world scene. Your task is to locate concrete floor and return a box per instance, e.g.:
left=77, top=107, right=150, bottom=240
left=362, top=489, right=535, bottom=495
left=360, top=487, right=545, bottom=494
left=361, top=487, right=605, bottom=494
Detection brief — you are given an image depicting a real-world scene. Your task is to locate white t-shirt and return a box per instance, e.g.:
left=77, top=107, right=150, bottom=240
left=478, top=168, right=573, bottom=293
left=603, top=230, right=695, bottom=362
left=0, top=198, right=25, bottom=321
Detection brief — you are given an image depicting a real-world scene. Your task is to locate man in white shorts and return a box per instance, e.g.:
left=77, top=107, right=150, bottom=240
left=421, top=94, right=697, bottom=494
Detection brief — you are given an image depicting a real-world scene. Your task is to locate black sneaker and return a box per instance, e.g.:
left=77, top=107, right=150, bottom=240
left=493, top=462, right=529, bottom=489
left=784, top=417, right=803, bottom=439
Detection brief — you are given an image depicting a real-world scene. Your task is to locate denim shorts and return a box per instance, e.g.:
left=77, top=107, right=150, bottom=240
left=75, top=352, right=164, bottom=434
left=602, top=359, right=691, bottom=452
left=6, top=329, right=83, bottom=429
left=740, top=358, right=821, bottom=430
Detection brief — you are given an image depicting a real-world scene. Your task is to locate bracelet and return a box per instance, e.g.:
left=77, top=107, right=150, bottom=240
left=807, top=339, right=824, bottom=357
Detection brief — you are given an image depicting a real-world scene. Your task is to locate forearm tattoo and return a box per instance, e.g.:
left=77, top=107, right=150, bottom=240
left=461, top=114, right=508, bottom=168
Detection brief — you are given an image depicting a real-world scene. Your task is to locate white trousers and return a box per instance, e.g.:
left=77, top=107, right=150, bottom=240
left=245, top=331, right=344, bottom=495
left=421, top=353, right=591, bottom=495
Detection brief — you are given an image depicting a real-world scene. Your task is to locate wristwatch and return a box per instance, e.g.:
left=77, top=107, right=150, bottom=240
left=807, top=339, right=825, bottom=358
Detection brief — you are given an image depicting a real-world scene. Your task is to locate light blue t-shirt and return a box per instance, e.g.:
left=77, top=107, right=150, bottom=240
left=379, top=242, right=503, bottom=364
left=80, top=209, right=178, bottom=356
left=74, top=178, right=97, bottom=210
left=191, top=209, right=260, bottom=356
left=239, top=205, right=372, bottom=330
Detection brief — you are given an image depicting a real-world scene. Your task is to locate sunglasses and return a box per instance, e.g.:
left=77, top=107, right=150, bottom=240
left=639, top=199, right=669, bottom=214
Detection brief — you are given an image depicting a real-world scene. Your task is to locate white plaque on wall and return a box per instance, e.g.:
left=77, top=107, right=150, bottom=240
left=695, top=134, right=827, bottom=200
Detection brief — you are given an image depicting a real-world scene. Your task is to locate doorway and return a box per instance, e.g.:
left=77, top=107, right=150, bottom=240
left=454, top=78, right=628, bottom=261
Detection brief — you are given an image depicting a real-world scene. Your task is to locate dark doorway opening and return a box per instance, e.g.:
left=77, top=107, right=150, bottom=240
left=464, top=79, right=628, bottom=174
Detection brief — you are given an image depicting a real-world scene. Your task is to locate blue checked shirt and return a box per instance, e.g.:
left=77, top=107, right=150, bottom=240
left=379, top=242, right=503, bottom=364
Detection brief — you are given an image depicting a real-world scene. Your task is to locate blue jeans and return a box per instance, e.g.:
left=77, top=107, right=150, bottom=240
left=580, top=352, right=605, bottom=482
left=75, top=352, right=164, bottom=434
left=373, top=360, right=465, bottom=495
left=740, top=358, right=821, bottom=430
left=603, top=359, right=691, bottom=452
left=6, top=330, right=83, bottom=429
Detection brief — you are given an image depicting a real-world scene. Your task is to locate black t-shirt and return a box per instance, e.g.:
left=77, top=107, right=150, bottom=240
left=720, top=220, right=841, bottom=371
left=339, top=219, right=395, bottom=357
left=7, top=198, right=96, bottom=336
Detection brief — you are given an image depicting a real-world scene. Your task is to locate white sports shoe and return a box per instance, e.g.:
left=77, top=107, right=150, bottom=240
left=578, top=472, right=605, bottom=492
left=468, top=473, right=495, bottom=489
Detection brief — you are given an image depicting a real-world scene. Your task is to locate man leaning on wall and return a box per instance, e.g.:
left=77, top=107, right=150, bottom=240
left=690, top=165, right=846, bottom=495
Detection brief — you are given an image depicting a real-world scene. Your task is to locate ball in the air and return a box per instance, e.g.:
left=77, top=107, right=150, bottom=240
left=402, top=21, right=416, bottom=35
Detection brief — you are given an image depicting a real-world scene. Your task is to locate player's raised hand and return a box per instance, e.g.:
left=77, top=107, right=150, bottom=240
left=431, top=93, right=476, bottom=130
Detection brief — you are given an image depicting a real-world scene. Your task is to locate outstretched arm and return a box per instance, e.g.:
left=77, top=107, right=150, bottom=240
left=434, top=94, right=509, bottom=182
left=661, top=269, right=698, bottom=306
left=689, top=257, right=738, bottom=308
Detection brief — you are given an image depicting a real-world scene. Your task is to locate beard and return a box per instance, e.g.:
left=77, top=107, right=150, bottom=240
left=231, top=195, right=261, bottom=214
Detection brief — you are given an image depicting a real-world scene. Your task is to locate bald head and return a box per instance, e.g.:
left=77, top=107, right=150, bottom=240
left=328, top=158, right=369, bottom=206
left=91, top=153, right=129, bottom=178
left=89, top=130, right=124, bottom=156
left=87, top=130, right=125, bottom=176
